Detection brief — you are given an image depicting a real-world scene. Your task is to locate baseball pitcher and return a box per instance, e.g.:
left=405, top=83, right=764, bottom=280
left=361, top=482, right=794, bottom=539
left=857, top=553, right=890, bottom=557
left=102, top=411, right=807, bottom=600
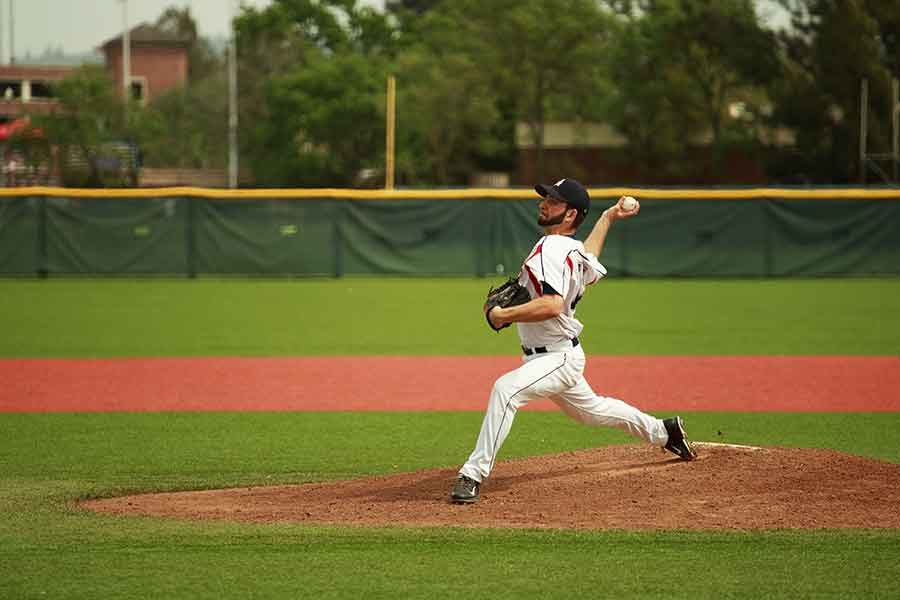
left=451, top=178, right=696, bottom=504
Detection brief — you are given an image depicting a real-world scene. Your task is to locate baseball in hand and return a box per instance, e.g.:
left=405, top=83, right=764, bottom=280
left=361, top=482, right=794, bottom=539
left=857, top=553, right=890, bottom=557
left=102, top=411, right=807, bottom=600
left=621, top=196, right=638, bottom=211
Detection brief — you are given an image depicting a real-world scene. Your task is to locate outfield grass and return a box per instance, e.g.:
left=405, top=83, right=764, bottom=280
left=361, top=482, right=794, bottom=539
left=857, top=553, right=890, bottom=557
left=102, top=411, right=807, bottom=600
left=1, top=277, right=898, bottom=357
left=1, top=278, right=899, bottom=598
left=1, top=412, right=899, bottom=599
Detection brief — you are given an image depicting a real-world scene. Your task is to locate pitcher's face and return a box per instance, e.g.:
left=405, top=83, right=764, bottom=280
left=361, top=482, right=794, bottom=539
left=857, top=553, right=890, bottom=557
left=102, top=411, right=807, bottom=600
left=538, top=196, right=571, bottom=227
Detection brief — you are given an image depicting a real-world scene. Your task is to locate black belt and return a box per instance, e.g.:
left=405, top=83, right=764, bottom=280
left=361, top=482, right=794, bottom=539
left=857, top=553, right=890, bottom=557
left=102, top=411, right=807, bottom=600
left=522, top=337, right=579, bottom=356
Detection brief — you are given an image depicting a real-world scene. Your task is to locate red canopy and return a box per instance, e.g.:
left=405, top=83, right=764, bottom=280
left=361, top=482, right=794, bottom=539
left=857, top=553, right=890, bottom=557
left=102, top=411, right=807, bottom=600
left=0, top=117, right=31, bottom=140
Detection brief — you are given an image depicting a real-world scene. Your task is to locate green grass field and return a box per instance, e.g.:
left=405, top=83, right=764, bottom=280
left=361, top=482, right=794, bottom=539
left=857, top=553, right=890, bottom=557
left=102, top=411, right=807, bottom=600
left=2, top=278, right=899, bottom=357
left=1, top=278, right=899, bottom=598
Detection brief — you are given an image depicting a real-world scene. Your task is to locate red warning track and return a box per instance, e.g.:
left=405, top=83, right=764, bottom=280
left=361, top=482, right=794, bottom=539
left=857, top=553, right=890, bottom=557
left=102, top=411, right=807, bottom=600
left=2, top=355, right=898, bottom=413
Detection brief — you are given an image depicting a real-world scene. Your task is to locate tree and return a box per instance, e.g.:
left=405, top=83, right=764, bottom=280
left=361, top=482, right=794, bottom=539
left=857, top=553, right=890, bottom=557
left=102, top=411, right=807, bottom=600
left=447, top=0, right=614, bottom=181
left=603, top=17, right=698, bottom=180
left=667, top=1, right=778, bottom=149
left=385, top=0, right=441, bottom=16
left=384, top=6, right=510, bottom=185
left=126, top=6, right=228, bottom=172
left=260, top=52, right=388, bottom=186
left=604, top=0, right=779, bottom=181
left=233, top=3, right=315, bottom=185
left=392, top=47, right=501, bottom=185
left=33, top=66, right=134, bottom=187
left=384, top=0, right=443, bottom=33
left=133, top=71, right=229, bottom=170
left=234, top=0, right=399, bottom=186
left=770, top=0, right=899, bottom=183
left=389, top=0, right=613, bottom=183
left=155, top=5, right=223, bottom=82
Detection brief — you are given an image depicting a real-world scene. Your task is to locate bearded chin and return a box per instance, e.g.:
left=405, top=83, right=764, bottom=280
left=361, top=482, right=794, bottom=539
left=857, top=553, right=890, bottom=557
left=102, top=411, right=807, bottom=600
left=538, top=212, right=566, bottom=227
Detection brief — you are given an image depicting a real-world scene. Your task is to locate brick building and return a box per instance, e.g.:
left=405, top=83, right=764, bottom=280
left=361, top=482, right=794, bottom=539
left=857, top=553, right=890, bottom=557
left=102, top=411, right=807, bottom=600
left=0, top=65, right=73, bottom=119
left=0, top=22, right=189, bottom=125
left=100, top=23, right=190, bottom=104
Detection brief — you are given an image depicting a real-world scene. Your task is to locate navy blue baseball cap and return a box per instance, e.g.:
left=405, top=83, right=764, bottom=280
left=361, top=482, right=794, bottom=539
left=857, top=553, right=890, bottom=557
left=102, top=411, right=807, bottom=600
left=535, top=178, right=590, bottom=217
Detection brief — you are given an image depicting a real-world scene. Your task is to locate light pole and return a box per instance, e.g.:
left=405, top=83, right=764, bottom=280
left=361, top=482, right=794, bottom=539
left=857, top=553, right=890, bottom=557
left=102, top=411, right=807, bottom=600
left=120, top=0, right=131, bottom=100
left=8, top=0, right=14, bottom=65
left=0, top=0, right=5, bottom=66
left=228, top=0, right=239, bottom=189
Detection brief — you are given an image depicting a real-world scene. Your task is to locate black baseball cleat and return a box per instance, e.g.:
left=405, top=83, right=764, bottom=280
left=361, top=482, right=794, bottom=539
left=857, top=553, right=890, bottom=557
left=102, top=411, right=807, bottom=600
left=663, top=416, right=698, bottom=461
left=450, top=475, right=481, bottom=504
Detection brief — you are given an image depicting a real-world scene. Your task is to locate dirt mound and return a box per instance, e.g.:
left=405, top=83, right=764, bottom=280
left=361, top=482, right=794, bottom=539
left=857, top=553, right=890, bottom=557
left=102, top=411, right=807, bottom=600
left=82, top=444, right=900, bottom=531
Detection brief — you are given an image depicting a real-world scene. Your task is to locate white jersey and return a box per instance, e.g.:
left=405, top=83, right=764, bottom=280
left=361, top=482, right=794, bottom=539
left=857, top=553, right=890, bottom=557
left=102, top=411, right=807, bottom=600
left=516, top=234, right=607, bottom=349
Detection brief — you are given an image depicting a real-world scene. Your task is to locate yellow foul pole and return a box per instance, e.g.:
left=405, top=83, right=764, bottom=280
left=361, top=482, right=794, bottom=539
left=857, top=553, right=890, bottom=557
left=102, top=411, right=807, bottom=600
left=385, top=75, right=396, bottom=190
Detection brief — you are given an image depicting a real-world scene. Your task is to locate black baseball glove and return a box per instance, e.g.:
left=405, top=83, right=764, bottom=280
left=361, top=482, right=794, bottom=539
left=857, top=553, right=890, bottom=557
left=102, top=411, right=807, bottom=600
left=483, top=275, right=531, bottom=331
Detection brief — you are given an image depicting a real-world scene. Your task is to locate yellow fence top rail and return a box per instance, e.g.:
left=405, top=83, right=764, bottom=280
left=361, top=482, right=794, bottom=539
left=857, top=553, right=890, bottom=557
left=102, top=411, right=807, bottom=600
left=1, top=186, right=900, bottom=200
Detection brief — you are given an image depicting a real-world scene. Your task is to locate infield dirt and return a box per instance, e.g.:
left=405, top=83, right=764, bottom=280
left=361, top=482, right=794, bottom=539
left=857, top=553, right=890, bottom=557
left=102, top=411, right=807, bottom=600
left=5, top=355, right=900, bottom=412
left=83, top=443, right=900, bottom=530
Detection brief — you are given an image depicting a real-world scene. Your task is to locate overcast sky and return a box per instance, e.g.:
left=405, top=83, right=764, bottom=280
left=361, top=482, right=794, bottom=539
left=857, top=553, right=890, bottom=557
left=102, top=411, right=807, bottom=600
left=4, top=1, right=272, bottom=60
left=6, top=0, right=786, bottom=61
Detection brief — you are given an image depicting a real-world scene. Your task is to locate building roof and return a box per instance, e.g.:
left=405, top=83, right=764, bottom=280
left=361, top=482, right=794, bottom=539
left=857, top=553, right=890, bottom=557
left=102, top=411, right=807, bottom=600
left=0, top=65, right=76, bottom=80
left=100, top=23, right=191, bottom=50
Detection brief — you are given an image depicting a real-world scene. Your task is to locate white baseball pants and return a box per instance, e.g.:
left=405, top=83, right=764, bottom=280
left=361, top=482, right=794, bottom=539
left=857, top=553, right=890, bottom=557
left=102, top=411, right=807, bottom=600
left=459, top=345, right=668, bottom=483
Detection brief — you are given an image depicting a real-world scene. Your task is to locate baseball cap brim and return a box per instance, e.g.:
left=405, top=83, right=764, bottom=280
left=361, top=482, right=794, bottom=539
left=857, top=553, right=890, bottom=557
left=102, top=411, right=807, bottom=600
left=534, top=183, right=567, bottom=202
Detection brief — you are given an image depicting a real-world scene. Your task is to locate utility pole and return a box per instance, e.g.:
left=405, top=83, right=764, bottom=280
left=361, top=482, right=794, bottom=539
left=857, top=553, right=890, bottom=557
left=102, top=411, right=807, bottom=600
left=0, top=0, right=5, bottom=66
left=859, top=78, right=868, bottom=184
left=893, top=78, right=899, bottom=183
left=858, top=77, right=900, bottom=184
left=8, top=0, right=14, bottom=65
left=228, top=0, right=239, bottom=189
left=121, top=0, right=131, bottom=101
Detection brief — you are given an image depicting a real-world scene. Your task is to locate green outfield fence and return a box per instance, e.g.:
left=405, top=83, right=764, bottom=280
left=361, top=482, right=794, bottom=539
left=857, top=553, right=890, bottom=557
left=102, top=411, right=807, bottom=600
left=1, top=187, right=899, bottom=277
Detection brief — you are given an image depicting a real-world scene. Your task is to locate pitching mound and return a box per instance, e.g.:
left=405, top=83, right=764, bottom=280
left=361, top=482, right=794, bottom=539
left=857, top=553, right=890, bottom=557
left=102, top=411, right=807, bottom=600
left=83, top=444, right=900, bottom=530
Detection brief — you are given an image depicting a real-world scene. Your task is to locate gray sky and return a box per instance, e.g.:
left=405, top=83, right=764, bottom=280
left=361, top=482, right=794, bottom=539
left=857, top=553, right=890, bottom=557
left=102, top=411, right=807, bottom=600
left=6, top=0, right=787, bottom=61
left=5, top=1, right=274, bottom=60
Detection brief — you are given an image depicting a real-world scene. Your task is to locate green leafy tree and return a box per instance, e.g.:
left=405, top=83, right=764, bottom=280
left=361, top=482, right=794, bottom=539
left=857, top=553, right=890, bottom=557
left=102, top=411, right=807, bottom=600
left=134, top=71, right=229, bottom=170
left=388, top=7, right=508, bottom=185
left=97, top=5, right=229, bottom=177
left=385, top=0, right=441, bottom=16
left=260, top=52, right=388, bottom=186
left=392, top=48, right=501, bottom=185
left=448, top=0, right=614, bottom=181
left=154, top=5, right=223, bottom=82
left=770, top=0, right=899, bottom=183
left=393, top=0, right=612, bottom=183
left=603, top=16, right=695, bottom=180
left=234, top=0, right=399, bottom=186
left=129, top=6, right=229, bottom=171
left=604, top=0, right=778, bottom=181
left=233, top=3, right=314, bottom=185
left=385, top=0, right=443, bottom=33
left=668, top=1, right=778, bottom=148
left=32, top=66, right=134, bottom=187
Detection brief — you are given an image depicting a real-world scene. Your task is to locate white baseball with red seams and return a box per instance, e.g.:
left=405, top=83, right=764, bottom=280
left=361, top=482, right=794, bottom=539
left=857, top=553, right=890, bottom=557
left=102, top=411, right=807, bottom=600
left=622, top=196, right=638, bottom=211
left=458, top=234, right=669, bottom=484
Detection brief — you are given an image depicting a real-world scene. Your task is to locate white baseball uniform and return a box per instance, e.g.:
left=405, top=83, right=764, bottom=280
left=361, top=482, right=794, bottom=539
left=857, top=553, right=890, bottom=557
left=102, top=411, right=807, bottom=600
left=459, top=234, right=669, bottom=483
